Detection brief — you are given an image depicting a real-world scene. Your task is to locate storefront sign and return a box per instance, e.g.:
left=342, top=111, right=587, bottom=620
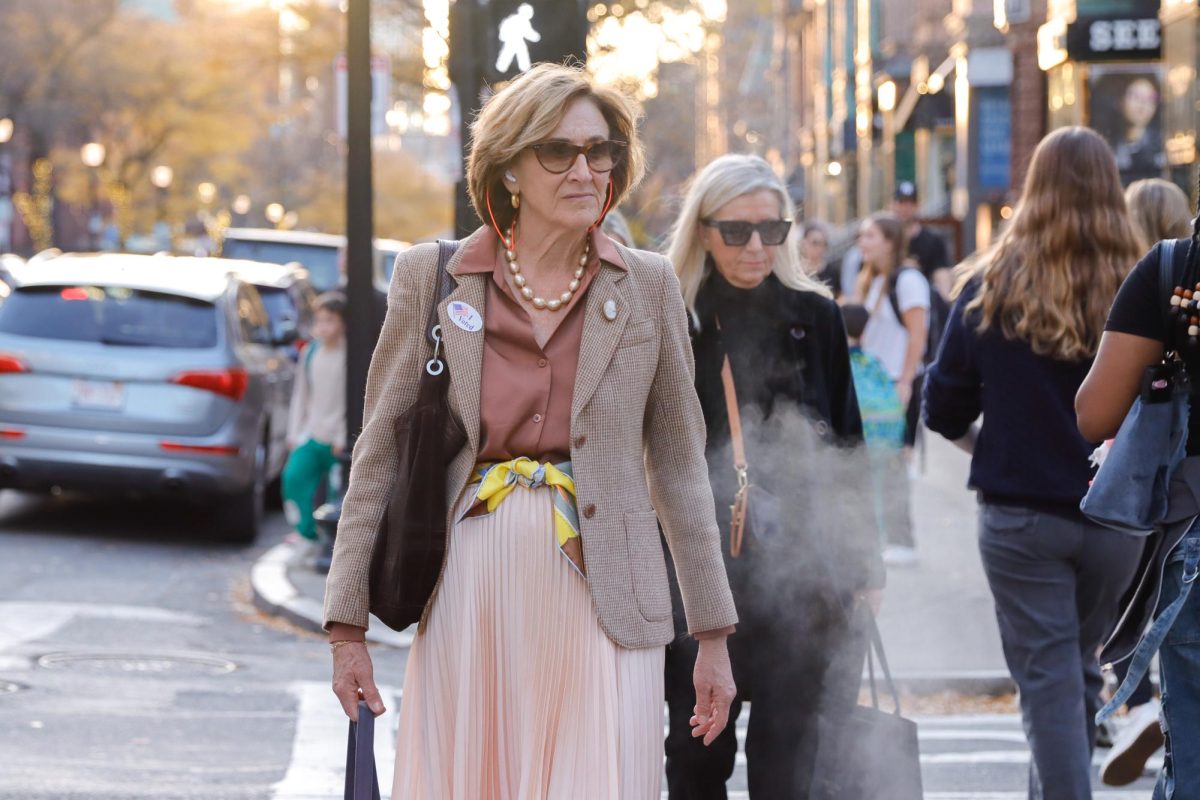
left=1067, top=16, right=1162, bottom=61
left=976, top=88, right=1012, bottom=191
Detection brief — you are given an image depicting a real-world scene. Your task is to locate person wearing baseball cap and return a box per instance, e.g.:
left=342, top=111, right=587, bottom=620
left=893, top=181, right=951, bottom=298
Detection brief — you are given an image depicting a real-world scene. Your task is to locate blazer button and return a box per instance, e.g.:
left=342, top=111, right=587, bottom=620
left=574, top=435, right=587, bottom=448
left=583, top=504, right=596, bottom=519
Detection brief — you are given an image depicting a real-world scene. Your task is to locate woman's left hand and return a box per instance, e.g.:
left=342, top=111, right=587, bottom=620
left=691, top=636, right=736, bottom=746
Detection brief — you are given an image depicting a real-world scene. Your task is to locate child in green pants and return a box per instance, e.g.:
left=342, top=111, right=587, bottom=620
left=283, top=292, right=347, bottom=542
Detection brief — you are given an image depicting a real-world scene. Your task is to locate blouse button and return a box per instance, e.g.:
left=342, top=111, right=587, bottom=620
left=574, top=435, right=587, bottom=448
left=537, top=358, right=548, bottom=368
left=583, top=504, right=597, bottom=519
left=532, top=413, right=543, bottom=424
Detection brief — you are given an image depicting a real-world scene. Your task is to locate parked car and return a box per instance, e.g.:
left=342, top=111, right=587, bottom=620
left=375, top=238, right=411, bottom=289
left=220, top=260, right=317, bottom=363
left=0, top=253, right=294, bottom=542
left=0, top=254, right=20, bottom=303
left=219, top=228, right=345, bottom=294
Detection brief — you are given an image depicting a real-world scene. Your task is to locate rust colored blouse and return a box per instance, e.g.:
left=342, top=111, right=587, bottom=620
left=455, top=228, right=627, bottom=463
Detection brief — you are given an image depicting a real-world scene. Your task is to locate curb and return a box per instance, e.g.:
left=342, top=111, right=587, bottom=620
left=250, top=544, right=1015, bottom=693
left=250, top=542, right=414, bottom=648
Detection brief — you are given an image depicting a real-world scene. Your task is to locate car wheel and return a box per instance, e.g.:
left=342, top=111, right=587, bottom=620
left=215, top=442, right=265, bottom=544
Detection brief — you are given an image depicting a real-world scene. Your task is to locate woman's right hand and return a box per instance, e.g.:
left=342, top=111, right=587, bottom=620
left=331, top=638, right=386, bottom=721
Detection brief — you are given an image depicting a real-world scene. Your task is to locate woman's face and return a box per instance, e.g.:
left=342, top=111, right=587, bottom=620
left=1122, top=79, right=1158, bottom=131
left=505, top=97, right=612, bottom=235
left=858, top=221, right=891, bottom=268
left=800, top=228, right=828, bottom=266
left=700, top=189, right=782, bottom=290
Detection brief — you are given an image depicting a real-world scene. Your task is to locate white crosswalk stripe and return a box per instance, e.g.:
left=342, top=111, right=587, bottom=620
left=276, top=695, right=1157, bottom=798
left=272, top=680, right=401, bottom=800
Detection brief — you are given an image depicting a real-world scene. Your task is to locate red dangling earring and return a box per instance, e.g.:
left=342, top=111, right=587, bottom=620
left=590, top=182, right=615, bottom=231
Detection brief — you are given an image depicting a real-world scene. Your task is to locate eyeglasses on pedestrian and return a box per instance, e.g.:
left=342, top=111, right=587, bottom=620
left=530, top=139, right=627, bottom=174
left=701, top=219, right=793, bottom=247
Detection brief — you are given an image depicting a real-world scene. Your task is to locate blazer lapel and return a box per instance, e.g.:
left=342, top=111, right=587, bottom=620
left=572, top=264, right=630, bottom=422
left=439, top=271, right=487, bottom=457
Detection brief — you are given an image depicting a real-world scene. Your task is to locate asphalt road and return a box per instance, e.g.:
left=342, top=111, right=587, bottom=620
left=0, top=485, right=1160, bottom=798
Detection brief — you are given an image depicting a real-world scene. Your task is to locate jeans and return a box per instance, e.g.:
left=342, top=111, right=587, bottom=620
left=979, top=503, right=1143, bottom=800
left=1100, top=519, right=1200, bottom=799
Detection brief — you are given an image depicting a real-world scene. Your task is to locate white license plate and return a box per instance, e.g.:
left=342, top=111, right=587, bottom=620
left=71, top=379, right=126, bottom=410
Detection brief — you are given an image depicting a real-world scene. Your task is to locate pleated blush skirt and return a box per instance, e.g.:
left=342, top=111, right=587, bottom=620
left=392, top=481, right=666, bottom=800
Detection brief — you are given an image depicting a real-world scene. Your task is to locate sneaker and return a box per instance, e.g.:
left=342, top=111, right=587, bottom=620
left=1101, top=698, right=1164, bottom=786
left=882, top=545, right=919, bottom=567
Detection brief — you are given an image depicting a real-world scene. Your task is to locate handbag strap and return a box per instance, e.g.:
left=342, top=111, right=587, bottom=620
left=1160, top=239, right=1178, bottom=352
left=344, top=701, right=381, bottom=800
left=862, top=608, right=904, bottom=716
left=424, top=240, right=460, bottom=376
left=715, top=316, right=749, bottom=487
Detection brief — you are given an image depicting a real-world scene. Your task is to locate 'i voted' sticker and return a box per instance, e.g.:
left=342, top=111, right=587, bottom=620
left=448, top=301, right=484, bottom=332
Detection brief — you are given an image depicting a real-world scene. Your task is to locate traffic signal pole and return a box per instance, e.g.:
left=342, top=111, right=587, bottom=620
left=345, top=0, right=374, bottom=450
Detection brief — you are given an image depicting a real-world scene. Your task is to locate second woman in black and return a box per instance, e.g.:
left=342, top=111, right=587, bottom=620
left=662, top=154, right=884, bottom=799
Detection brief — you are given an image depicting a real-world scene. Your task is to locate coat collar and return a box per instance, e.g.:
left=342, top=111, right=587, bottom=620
left=437, top=226, right=633, bottom=454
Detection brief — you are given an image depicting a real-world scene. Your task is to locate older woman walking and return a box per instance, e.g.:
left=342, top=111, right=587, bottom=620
left=926, top=127, right=1144, bottom=800
left=662, top=154, right=882, bottom=799
left=323, top=63, right=738, bottom=799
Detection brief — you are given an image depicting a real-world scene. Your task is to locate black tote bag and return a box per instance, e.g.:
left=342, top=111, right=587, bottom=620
left=810, top=609, right=923, bottom=800
left=345, top=700, right=381, bottom=800
left=368, top=240, right=467, bottom=631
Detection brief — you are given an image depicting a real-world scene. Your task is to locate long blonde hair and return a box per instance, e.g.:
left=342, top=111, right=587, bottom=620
left=665, top=154, right=831, bottom=311
left=956, top=127, right=1142, bottom=361
left=1125, top=178, right=1193, bottom=252
left=854, top=212, right=910, bottom=301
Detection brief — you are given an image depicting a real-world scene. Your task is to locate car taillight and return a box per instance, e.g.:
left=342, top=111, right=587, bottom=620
left=0, top=429, right=25, bottom=440
left=170, top=368, right=248, bottom=402
left=0, top=354, right=27, bottom=374
left=159, top=442, right=240, bottom=456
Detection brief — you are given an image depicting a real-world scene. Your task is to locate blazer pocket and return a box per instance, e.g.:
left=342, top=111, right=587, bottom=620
left=617, top=318, right=656, bottom=349
left=624, top=510, right=673, bottom=622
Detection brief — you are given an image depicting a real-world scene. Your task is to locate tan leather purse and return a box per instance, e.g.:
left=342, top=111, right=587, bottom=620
left=720, top=353, right=782, bottom=558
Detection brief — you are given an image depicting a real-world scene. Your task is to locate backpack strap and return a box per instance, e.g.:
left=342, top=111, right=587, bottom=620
left=304, top=339, right=319, bottom=383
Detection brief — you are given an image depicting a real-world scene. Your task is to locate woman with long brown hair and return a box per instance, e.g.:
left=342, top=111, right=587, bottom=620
left=853, top=211, right=929, bottom=564
left=925, top=126, right=1144, bottom=799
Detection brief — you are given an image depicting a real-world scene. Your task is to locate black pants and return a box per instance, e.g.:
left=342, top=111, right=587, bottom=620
left=664, top=614, right=864, bottom=799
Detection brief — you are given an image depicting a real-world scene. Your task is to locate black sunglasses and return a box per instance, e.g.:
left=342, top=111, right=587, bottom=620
left=701, top=219, right=793, bottom=247
left=530, top=139, right=627, bottom=174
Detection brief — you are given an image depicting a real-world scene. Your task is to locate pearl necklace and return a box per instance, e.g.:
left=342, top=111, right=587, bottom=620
left=504, top=232, right=589, bottom=312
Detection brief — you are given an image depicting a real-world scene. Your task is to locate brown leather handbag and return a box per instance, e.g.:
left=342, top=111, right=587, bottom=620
left=368, top=240, right=466, bottom=631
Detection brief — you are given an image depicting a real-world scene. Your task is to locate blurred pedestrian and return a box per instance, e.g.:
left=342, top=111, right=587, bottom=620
left=1092, top=177, right=1192, bottom=786
left=282, top=291, right=347, bottom=553
left=797, top=220, right=841, bottom=294
left=852, top=211, right=928, bottom=565
left=324, top=63, right=738, bottom=799
left=842, top=303, right=907, bottom=552
left=1078, top=172, right=1200, bottom=797
left=927, top=127, right=1145, bottom=800
left=893, top=181, right=951, bottom=298
left=663, top=153, right=883, bottom=799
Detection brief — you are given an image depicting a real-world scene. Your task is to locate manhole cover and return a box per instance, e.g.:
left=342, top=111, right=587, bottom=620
left=0, top=681, right=25, bottom=694
left=37, top=653, right=238, bottom=676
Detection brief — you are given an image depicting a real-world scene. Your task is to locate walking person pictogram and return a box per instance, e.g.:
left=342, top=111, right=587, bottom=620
left=495, top=3, right=541, bottom=74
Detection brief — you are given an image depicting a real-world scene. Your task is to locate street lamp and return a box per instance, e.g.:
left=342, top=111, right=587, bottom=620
left=0, top=119, right=12, bottom=253
left=151, top=165, right=174, bottom=249
left=265, top=202, right=285, bottom=227
left=878, top=80, right=898, bottom=202
left=197, top=181, right=217, bottom=205
left=80, top=142, right=107, bottom=250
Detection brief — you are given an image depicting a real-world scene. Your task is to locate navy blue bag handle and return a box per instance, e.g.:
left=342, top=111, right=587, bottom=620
left=345, top=700, right=381, bottom=800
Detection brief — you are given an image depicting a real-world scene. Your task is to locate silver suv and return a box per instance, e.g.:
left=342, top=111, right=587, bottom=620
left=0, top=253, right=294, bottom=542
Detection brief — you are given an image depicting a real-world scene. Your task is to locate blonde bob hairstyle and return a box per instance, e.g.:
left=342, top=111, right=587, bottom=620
left=956, top=126, right=1142, bottom=361
left=467, top=63, right=646, bottom=234
left=1125, top=178, right=1193, bottom=252
left=666, top=154, right=831, bottom=311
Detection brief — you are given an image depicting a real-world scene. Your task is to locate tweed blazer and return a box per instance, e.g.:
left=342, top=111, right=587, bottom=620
left=323, top=226, right=738, bottom=648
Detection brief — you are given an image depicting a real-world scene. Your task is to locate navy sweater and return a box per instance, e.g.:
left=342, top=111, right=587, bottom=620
left=923, top=280, right=1097, bottom=512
